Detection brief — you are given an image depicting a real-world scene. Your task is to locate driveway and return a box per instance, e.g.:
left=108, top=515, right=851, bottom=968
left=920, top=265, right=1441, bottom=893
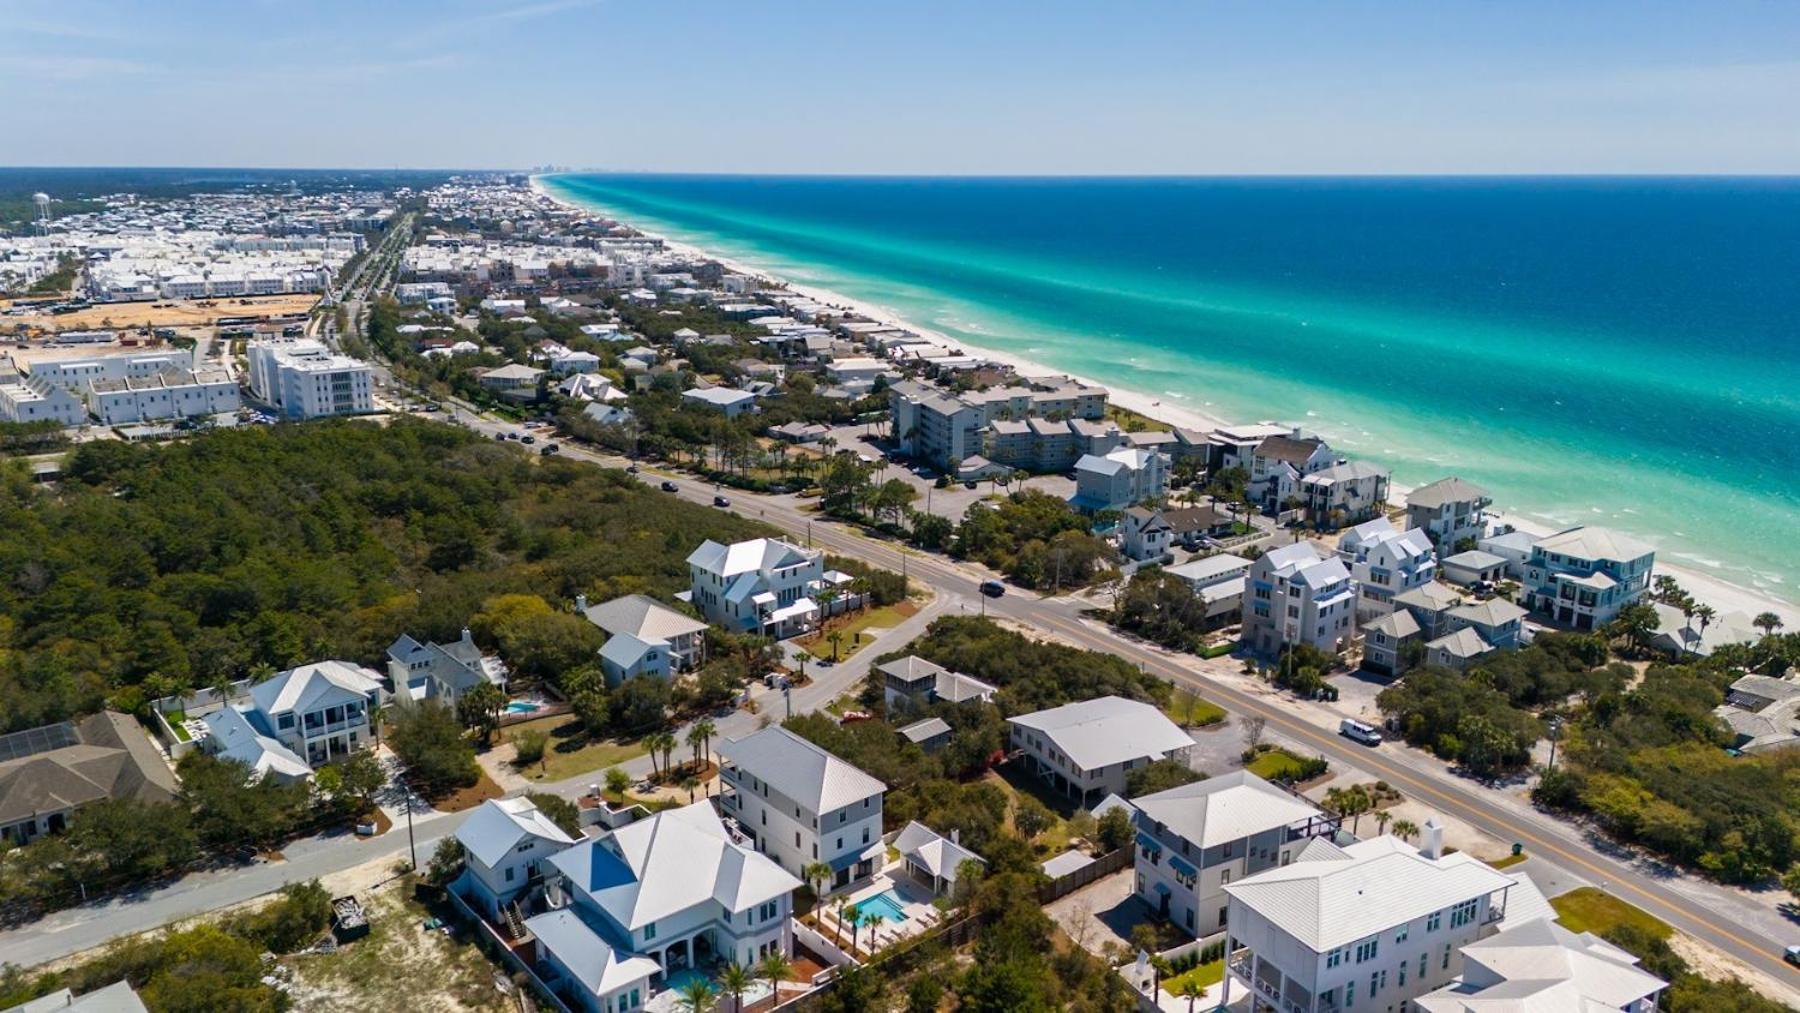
left=1046, top=867, right=1145, bottom=959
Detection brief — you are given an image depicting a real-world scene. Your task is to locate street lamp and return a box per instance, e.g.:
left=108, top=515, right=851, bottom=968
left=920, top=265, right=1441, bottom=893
left=1546, top=716, right=1564, bottom=772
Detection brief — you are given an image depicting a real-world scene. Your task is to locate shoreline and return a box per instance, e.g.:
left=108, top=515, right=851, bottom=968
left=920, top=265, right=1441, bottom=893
left=532, top=175, right=1795, bottom=625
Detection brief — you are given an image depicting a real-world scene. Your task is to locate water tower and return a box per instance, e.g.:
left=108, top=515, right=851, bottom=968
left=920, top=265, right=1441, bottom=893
left=33, top=192, right=51, bottom=235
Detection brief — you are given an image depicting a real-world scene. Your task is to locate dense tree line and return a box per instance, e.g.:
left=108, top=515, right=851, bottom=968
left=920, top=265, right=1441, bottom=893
left=951, top=490, right=1117, bottom=591
left=0, top=418, right=770, bottom=733
left=891, top=616, right=1171, bottom=717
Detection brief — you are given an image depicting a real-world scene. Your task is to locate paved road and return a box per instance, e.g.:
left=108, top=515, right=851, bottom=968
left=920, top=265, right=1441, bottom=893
left=6, top=406, right=1797, bottom=990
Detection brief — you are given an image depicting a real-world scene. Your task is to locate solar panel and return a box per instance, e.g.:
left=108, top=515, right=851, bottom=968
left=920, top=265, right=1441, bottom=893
left=0, top=721, right=80, bottom=763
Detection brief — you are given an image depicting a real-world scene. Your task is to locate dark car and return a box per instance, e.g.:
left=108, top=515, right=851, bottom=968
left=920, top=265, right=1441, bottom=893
left=979, top=579, right=1005, bottom=598
left=626, top=464, right=640, bottom=474
left=521, top=435, right=536, bottom=445
left=661, top=480, right=680, bottom=493
left=540, top=444, right=559, bottom=456
left=713, top=495, right=732, bottom=507
left=963, top=480, right=978, bottom=490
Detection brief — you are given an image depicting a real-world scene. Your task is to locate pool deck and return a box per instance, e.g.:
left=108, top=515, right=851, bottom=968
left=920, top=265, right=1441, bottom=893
left=826, top=865, right=944, bottom=953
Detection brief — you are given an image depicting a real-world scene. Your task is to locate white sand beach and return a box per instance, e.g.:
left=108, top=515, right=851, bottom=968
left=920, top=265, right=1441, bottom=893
left=534, top=178, right=1796, bottom=626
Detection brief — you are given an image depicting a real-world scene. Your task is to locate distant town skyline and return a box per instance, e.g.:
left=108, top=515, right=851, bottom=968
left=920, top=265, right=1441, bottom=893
left=7, top=0, right=1800, bottom=174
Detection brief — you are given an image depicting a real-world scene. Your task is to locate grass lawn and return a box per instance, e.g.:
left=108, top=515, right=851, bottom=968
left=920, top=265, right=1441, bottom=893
left=1487, top=852, right=1529, bottom=870
left=280, top=878, right=511, bottom=1012
left=797, top=601, right=921, bottom=662
left=985, top=765, right=1078, bottom=853
left=1162, top=688, right=1227, bottom=728
left=498, top=713, right=645, bottom=783
left=1550, top=887, right=1671, bottom=940
left=1163, top=959, right=1225, bottom=994
left=1246, top=749, right=1309, bottom=782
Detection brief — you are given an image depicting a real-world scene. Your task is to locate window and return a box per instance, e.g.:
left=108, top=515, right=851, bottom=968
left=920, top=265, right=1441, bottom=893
left=1370, top=972, right=1379, bottom=997
left=1326, top=948, right=1344, bottom=969
left=836, top=837, right=843, bottom=850
left=1219, top=868, right=1230, bottom=884
left=1354, top=938, right=1378, bottom=963
left=1344, top=980, right=1354, bottom=1008
left=1419, top=954, right=1427, bottom=978
left=1450, top=898, right=1478, bottom=928
left=1443, top=943, right=1451, bottom=969
left=1426, top=910, right=1441, bottom=932
left=504, top=867, right=515, bottom=882
left=644, top=923, right=656, bottom=942
left=1395, top=925, right=1408, bottom=943
left=862, top=827, right=871, bottom=844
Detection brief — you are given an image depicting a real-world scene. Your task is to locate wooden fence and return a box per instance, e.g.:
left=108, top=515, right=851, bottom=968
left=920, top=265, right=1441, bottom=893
left=1038, top=846, right=1132, bottom=905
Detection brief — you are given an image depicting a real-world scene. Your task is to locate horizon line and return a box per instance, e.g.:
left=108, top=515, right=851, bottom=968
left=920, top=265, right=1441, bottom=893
left=5, top=165, right=1800, bottom=181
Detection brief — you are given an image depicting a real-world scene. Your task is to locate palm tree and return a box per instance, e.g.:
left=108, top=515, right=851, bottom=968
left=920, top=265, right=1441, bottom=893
left=1390, top=818, right=1419, bottom=843
left=1373, top=809, right=1392, bottom=836
left=646, top=733, right=663, bottom=779
left=715, top=963, right=753, bottom=1012
left=686, top=724, right=707, bottom=773
left=1172, top=978, right=1203, bottom=1013
left=681, top=773, right=700, bottom=803
left=792, top=649, right=811, bottom=683
left=693, top=718, right=717, bottom=771
left=675, top=977, right=716, bottom=1013
left=756, top=952, right=792, bottom=1005
left=802, top=862, right=834, bottom=905
left=826, top=628, right=846, bottom=662
left=1755, top=611, right=1785, bottom=638
left=864, top=911, right=887, bottom=952
left=1691, top=604, right=1717, bottom=655
left=831, top=895, right=850, bottom=947
left=845, top=902, right=862, bottom=952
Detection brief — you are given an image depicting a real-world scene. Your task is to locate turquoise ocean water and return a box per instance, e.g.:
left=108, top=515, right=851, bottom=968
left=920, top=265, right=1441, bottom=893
left=540, top=175, right=1800, bottom=604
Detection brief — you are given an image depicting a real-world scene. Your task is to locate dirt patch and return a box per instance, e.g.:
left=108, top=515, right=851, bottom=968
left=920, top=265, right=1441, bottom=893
left=1667, top=932, right=1800, bottom=1008
left=421, top=770, right=506, bottom=813
left=12, top=294, right=319, bottom=333
left=279, top=878, right=512, bottom=1012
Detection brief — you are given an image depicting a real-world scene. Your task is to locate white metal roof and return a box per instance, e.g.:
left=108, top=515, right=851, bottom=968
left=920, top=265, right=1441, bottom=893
left=1007, top=696, right=1194, bottom=772
left=1224, top=835, right=1516, bottom=952
left=521, top=907, right=659, bottom=996
left=1131, top=771, right=1322, bottom=849
left=583, top=594, right=707, bottom=642
left=894, top=820, right=984, bottom=881
left=456, top=797, right=578, bottom=868
left=249, top=660, right=382, bottom=716
left=718, top=725, right=885, bottom=812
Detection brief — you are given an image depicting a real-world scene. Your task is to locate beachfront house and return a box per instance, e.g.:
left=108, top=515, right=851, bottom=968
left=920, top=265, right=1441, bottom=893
left=1362, top=609, right=1423, bottom=677
left=580, top=594, right=709, bottom=685
left=1244, top=541, right=1359, bottom=658
left=1520, top=526, right=1655, bottom=630
left=1128, top=771, right=1334, bottom=938
left=1337, top=518, right=1438, bottom=620
left=1406, top=477, right=1494, bottom=553
left=385, top=629, right=508, bottom=706
left=1300, top=460, right=1390, bottom=530
left=454, top=797, right=579, bottom=922
left=717, top=725, right=887, bottom=893
left=527, top=801, right=801, bottom=1011
left=686, top=537, right=826, bottom=638
left=1006, top=696, right=1195, bottom=808
left=1220, top=826, right=1518, bottom=1013
left=1249, top=435, right=1337, bottom=514
left=1070, top=446, right=1167, bottom=513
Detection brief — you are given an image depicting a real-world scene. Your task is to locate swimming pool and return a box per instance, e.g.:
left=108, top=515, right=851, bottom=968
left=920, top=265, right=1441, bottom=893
left=503, top=700, right=541, bottom=714
left=850, top=890, right=908, bottom=925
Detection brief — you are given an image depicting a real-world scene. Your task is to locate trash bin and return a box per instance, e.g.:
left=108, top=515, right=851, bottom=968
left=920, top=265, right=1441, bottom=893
left=1511, top=842, right=1523, bottom=857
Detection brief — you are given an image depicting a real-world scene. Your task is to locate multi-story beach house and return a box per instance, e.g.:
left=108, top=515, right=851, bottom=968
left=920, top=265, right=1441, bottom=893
left=1244, top=542, right=1359, bottom=658
left=1300, top=460, right=1390, bottom=530
left=876, top=655, right=998, bottom=712
left=1249, top=435, right=1338, bottom=513
left=1006, top=696, right=1195, bottom=808
left=1070, top=446, right=1167, bottom=513
left=224, top=661, right=384, bottom=768
left=1406, top=477, right=1494, bottom=553
left=525, top=801, right=802, bottom=1012
left=581, top=594, right=709, bottom=685
left=1166, top=553, right=1254, bottom=628
left=1337, top=518, right=1437, bottom=621
left=716, top=726, right=887, bottom=893
left=686, top=537, right=825, bottom=638
left=1128, top=772, right=1334, bottom=938
left=1120, top=505, right=1236, bottom=562
left=454, top=796, right=579, bottom=921
left=1520, top=526, right=1655, bottom=630
left=385, top=629, right=507, bottom=705
left=1361, top=609, right=1422, bottom=677
left=1220, top=826, right=1519, bottom=1013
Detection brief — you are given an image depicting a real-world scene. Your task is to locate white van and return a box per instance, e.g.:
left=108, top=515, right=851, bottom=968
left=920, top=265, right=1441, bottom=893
left=1340, top=719, right=1382, bottom=746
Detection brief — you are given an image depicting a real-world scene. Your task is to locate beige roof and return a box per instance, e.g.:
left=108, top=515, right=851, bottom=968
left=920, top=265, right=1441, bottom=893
left=583, top=594, right=707, bottom=641
left=1533, top=526, right=1654, bottom=564
left=1407, top=477, right=1491, bottom=510
left=0, top=712, right=178, bottom=827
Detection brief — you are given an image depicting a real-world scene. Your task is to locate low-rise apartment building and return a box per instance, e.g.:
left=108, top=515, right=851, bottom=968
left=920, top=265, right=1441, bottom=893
left=247, top=339, right=374, bottom=419
left=1301, top=461, right=1390, bottom=530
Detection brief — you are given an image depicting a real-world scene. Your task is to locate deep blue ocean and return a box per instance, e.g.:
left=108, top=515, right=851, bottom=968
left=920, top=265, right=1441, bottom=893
left=541, top=174, right=1800, bottom=604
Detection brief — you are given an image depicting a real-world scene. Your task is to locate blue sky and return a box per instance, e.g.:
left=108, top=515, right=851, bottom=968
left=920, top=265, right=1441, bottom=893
left=7, top=0, right=1799, bottom=173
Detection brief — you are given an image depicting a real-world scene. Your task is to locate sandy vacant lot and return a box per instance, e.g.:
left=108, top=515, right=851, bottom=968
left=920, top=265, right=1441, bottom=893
left=7, top=293, right=318, bottom=332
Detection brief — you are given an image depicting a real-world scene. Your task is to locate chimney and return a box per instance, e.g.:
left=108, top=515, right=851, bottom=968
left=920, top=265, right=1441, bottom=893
left=461, top=626, right=474, bottom=645
left=1422, top=816, right=1445, bottom=860
left=950, top=828, right=960, bottom=845
left=575, top=594, right=589, bottom=612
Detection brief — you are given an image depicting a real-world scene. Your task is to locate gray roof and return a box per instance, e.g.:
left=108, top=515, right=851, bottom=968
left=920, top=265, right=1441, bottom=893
left=521, top=907, right=658, bottom=997
left=1363, top=609, right=1422, bottom=639
left=1533, top=526, right=1654, bottom=564
left=894, top=821, right=983, bottom=881
left=1131, top=771, right=1322, bottom=849
left=1041, top=849, right=1095, bottom=878
left=898, top=717, right=953, bottom=744
left=1449, top=599, right=1528, bottom=628
left=718, top=725, right=886, bottom=812
left=1406, top=477, right=1491, bottom=510
left=1007, top=696, right=1194, bottom=771
left=876, top=655, right=948, bottom=684
left=1440, top=550, right=1507, bottom=571
left=1394, top=582, right=1464, bottom=613
left=3, top=981, right=148, bottom=1013
left=583, top=594, right=707, bottom=641
left=0, top=712, right=179, bottom=827
left=1428, top=627, right=1492, bottom=659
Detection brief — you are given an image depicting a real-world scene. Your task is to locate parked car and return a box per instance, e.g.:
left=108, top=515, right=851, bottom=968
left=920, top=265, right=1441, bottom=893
left=661, top=480, right=679, bottom=493
left=1786, top=945, right=1800, bottom=967
left=521, top=435, right=536, bottom=445
left=540, top=445, right=558, bottom=456
left=963, top=480, right=978, bottom=490
left=1340, top=718, right=1383, bottom=746
left=979, top=579, right=1006, bottom=598
left=626, top=464, right=640, bottom=474
left=713, top=495, right=732, bottom=507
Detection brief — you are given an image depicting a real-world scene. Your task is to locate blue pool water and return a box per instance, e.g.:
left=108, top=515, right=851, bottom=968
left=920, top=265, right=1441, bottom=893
left=850, top=890, right=909, bottom=925
left=504, top=700, right=541, bottom=715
